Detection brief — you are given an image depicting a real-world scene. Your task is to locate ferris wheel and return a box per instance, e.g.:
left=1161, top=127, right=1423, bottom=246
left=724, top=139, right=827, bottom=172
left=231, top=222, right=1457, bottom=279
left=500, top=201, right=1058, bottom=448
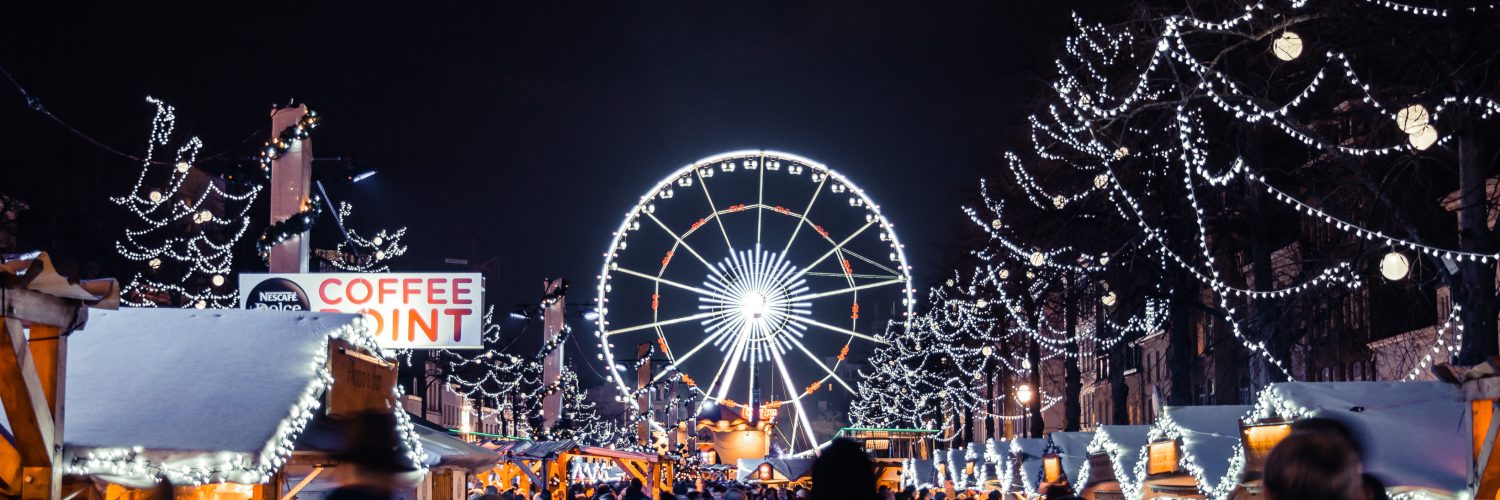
left=594, top=150, right=915, bottom=450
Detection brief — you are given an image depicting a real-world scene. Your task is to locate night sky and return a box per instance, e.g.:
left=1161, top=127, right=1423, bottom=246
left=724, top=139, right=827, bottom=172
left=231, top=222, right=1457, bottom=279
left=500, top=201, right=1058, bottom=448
left=0, top=2, right=1114, bottom=369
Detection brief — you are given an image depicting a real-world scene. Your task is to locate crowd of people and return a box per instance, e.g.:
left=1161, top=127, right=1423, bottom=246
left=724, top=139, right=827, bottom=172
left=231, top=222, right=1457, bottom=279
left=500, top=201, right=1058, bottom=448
left=456, top=417, right=1381, bottom=500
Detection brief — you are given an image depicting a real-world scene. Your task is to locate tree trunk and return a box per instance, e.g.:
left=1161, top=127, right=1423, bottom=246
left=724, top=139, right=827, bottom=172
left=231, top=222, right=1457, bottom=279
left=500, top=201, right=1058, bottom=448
left=1458, top=118, right=1499, bottom=365
left=1028, top=335, right=1044, bottom=438
left=1064, top=275, right=1082, bottom=431
left=1167, top=272, right=1195, bottom=406
left=1107, top=308, right=1130, bottom=424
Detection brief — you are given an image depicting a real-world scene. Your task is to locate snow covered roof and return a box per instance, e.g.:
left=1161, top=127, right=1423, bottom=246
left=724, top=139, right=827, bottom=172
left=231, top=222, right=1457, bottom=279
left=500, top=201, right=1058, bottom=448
left=1084, top=425, right=1152, bottom=496
left=1250, top=381, right=1468, bottom=493
left=736, top=457, right=814, bottom=482
left=1140, top=405, right=1251, bottom=500
left=1048, top=431, right=1093, bottom=486
left=1009, top=437, right=1048, bottom=495
left=902, top=458, right=935, bottom=487
left=412, top=425, right=499, bottom=472
left=51, top=308, right=413, bottom=486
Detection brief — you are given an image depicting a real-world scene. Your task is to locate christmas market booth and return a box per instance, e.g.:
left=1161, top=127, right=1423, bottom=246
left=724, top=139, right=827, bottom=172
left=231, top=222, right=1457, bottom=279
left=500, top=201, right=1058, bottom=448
left=1136, top=405, right=1250, bottom=500
left=35, top=307, right=428, bottom=500
left=408, top=419, right=501, bottom=500
left=1075, top=425, right=1151, bottom=500
left=1041, top=431, right=1094, bottom=496
left=834, top=427, right=938, bottom=491
left=1003, top=437, right=1048, bottom=498
left=1238, top=381, right=1469, bottom=499
left=483, top=439, right=667, bottom=498
left=981, top=438, right=1010, bottom=492
left=736, top=457, right=813, bottom=487
left=901, top=457, right=936, bottom=490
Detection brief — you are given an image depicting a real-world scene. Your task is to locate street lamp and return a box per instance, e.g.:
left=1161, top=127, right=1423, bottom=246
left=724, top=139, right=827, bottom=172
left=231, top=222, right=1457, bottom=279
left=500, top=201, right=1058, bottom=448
left=1017, top=384, right=1033, bottom=404
left=1017, top=384, right=1034, bottom=438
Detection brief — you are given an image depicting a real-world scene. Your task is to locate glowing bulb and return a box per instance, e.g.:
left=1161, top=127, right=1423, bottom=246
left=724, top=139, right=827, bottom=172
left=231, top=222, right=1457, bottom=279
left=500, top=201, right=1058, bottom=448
left=975, top=299, right=988, bottom=309
left=211, top=274, right=225, bottom=286
left=1094, top=174, right=1109, bottom=189
left=1397, top=104, right=1431, bottom=135
left=982, top=346, right=993, bottom=356
left=1030, top=252, right=1046, bottom=267
left=148, top=258, right=162, bottom=270
left=195, top=210, right=212, bottom=223
left=176, top=162, right=191, bottom=173
left=1021, top=359, right=1032, bottom=370
left=194, top=300, right=207, bottom=309
left=999, top=269, right=1010, bottom=279
left=1102, top=291, right=1117, bottom=307
left=1272, top=32, right=1303, bottom=61
left=375, top=250, right=386, bottom=260
left=991, top=219, right=1003, bottom=230
left=372, top=236, right=384, bottom=246
left=1017, top=384, right=1033, bottom=403
left=1380, top=252, right=1410, bottom=281
left=148, top=190, right=162, bottom=202
left=1052, top=195, right=1067, bottom=209
left=738, top=292, right=769, bottom=321
left=1114, top=147, right=1130, bottom=159
left=1409, top=125, right=1439, bottom=151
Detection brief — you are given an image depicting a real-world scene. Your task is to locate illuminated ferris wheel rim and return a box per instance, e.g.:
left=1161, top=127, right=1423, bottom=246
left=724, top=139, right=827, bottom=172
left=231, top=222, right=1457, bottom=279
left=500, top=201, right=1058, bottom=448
left=593, top=149, right=916, bottom=431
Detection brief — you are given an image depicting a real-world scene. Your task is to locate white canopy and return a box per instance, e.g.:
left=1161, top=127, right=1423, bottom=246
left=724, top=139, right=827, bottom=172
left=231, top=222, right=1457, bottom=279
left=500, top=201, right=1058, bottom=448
left=1251, top=381, right=1469, bottom=493
left=1009, top=437, right=1048, bottom=496
left=1047, top=431, right=1093, bottom=486
left=1141, top=405, right=1251, bottom=499
left=1084, top=425, right=1152, bottom=496
left=49, top=308, right=417, bottom=486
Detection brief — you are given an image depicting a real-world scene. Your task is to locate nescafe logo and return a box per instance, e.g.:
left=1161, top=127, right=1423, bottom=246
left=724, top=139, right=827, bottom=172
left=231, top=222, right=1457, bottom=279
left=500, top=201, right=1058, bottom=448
left=245, top=278, right=310, bottom=311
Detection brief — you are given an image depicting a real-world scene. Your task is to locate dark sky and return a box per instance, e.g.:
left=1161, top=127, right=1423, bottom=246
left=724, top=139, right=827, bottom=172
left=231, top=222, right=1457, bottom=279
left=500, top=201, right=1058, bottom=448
left=0, top=2, right=1108, bottom=369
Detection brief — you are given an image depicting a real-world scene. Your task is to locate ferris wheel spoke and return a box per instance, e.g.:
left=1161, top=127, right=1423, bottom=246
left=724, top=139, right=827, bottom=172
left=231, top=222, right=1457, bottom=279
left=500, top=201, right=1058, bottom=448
left=757, top=153, right=766, bottom=246
left=604, top=309, right=731, bottom=337
left=786, top=315, right=888, bottom=344
left=643, top=211, right=720, bottom=275
left=787, top=219, right=877, bottom=284
left=778, top=278, right=904, bottom=304
left=612, top=266, right=734, bottom=302
left=839, top=248, right=902, bottom=277
left=695, top=170, right=736, bottom=252
left=712, top=328, right=751, bottom=401
left=782, top=174, right=829, bottom=255
left=770, top=348, right=820, bottom=452
left=783, top=334, right=856, bottom=393
left=804, top=271, right=904, bottom=279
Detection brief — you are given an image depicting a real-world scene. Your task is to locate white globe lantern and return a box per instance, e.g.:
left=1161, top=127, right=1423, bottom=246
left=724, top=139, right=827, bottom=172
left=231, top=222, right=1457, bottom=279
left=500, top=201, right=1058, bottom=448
left=1409, top=125, right=1440, bottom=151
left=1272, top=32, right=1303, bottom=61
left=1380, top=251, right=1411, bottom=281
left=1030, top=252, right=1046, bottom=267
left=1102, top=291, right=1118, bottom=307
left=1396, top=104, right=1431, bottom=135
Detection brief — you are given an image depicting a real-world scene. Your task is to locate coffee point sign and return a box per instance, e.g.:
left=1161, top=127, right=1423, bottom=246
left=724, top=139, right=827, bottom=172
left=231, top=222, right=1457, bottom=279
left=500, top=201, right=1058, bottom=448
left=241, top=273, right=484, bottom=349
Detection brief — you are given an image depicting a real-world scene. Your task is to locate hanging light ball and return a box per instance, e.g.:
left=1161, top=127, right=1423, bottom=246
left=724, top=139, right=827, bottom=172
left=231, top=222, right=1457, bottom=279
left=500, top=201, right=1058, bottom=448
left=999, top=269, right=1010, bottom=279
left=194, top=210, right=212, bottom=224
left=375, top=250, right=387, bottom=260
left=148, top=257, right=162, bottom=270
left=1030, top=252, right=1046, bottom=267
left=982, top=346, right=993, bottom=356
left=176, top=162, right=191, bottom=173
left=1094, top=174, right=1110, bottom=189
left=1408, top=125, right=1440, bottom=151
left=372, top=236, right=384, bottom=246
left=1102, top=291, right=1118, bottom=307
left=194, top=300, right=207, bottom=309
left=148, top=190, right=163, bottom=203
left=1380, top=251, right=1411, bottom=281
left=1052, top=195, right=1067, bottom=209
left=1114, top=147, right=1130, bottom=159
left=946, top=279, right=955, bottom=287
left=1272, top=31, right=1304, bottom=61
left=976, top=298, right=989, bottom=309
left=1396, top=104, right=1431, bottom=135
left=991, top=219, right=1003, bottom=230
left=211, top=274, right=225, bottom=287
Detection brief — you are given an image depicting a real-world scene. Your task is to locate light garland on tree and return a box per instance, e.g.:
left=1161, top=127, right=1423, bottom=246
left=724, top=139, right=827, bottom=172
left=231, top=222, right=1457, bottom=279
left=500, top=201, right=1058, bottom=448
left=113, top=97, right=262, bottom=309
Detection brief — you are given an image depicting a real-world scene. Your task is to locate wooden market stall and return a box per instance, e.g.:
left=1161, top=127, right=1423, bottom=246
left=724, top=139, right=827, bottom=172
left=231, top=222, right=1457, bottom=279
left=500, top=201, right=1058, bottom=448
left=735, top=457, right=814, bottom=488
left=0, top=252, right=117, bottom=499
left=980, top=438, right=1010, bottom=492
left=1004, top=437, right=1048, bottom=498
left=31, top=307, right=423, bottom=500
left=900, top=457, right=937, bottom=490
left=409, top=421, right=501, bottom=500
left=1241, top=381, right=1470, bottom=499
left=1137, top=405, right=1250, bottom=500
left=1041, top=431, right=1094, bottom=496
left=835, top=427, right=938, bottom=491
left=1076, top=425, right=1151, bottom=500
left=483, top=440, right=667, bottom=499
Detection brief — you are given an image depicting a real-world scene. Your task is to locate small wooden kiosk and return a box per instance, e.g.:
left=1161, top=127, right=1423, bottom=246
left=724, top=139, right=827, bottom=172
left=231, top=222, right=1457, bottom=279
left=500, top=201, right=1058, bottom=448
left=1138, top=405, right=1250, bottom=500
left=484, top=440, right=667, bottom=498
left=736, top=457, right=813, bottom=488
left=1076, top=425, right=1151, bottom=500
left=836, top=427, right=938, bottom=491
left=1242, top=381, right=1470, bottom=498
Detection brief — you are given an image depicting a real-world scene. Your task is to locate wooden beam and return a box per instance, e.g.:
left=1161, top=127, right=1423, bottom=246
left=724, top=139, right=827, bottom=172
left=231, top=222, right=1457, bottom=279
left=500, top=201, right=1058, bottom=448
left=277, top=467, right=323, bottom=500
left=0, top=318, right=55, bottom=466
left=0, top=288, right=82, bottom=329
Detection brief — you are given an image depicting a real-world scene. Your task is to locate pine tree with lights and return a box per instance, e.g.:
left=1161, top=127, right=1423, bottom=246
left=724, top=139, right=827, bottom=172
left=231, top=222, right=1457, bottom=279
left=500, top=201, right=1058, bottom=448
left=113, top=97, right=261, bottom=308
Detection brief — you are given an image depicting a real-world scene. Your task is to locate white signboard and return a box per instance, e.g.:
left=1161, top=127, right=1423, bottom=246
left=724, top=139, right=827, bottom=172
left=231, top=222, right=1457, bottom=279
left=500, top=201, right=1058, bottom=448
left=240, top=273, right=483, bottom=349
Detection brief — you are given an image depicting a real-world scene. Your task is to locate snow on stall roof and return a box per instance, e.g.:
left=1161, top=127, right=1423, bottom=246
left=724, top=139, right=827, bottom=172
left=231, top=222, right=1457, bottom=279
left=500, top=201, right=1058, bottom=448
left=1048, top=431, right=1093, bottom=486
left=63, top=308, right=370, bottom=456
left=1085, top=425, right=1152, bottom=496
left=904, top=458, right=935, bottom=487
left=1010, top=437, right=1048, bottom=495
left=1252, top=381, right=1468, bottom=493
left=1143, top=405, right=1251, bottom=500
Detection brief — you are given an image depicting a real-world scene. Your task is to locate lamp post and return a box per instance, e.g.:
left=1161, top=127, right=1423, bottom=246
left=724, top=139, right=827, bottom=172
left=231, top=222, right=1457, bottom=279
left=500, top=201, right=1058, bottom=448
left=1017, top=384, right=1034, bottom=438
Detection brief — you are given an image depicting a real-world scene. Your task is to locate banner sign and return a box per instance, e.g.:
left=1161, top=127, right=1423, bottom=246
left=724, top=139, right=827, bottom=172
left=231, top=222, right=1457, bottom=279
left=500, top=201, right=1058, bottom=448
left=240, top=272, right=483, bottom=349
